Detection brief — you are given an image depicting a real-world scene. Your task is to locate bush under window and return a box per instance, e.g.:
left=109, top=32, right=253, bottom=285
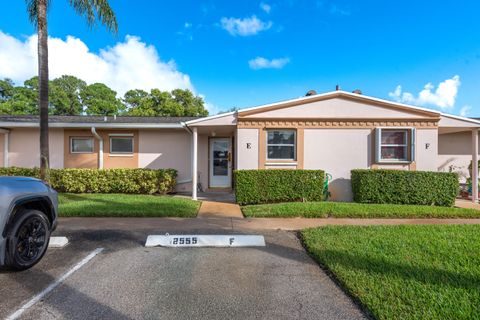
left=0, top=167, right=177, bottom=194
left=351, top=169, right=458, bottom=206
left=234, top=169, right=325, bottom=205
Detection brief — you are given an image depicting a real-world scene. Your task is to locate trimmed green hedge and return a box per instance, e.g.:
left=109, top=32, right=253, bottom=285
left=0, top=167, right=177, bottom=194
left=234, top=169, right=325, bottom=205
left=351, top=169, right=458, bottom=207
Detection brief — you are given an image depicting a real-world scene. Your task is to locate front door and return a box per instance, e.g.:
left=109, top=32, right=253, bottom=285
left=209, top=138, right=232, bottom=188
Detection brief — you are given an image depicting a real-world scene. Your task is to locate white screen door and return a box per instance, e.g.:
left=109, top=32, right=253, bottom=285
left=209, top=138, right=231, bottom=188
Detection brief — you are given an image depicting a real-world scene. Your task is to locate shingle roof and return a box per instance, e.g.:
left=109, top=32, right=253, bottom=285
left=0, top=115, right=200, bottom=124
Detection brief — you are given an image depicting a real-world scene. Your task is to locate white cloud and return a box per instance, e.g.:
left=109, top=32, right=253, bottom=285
left=260, top=2, right=271, bottom=13
left=248, top=57, right=290, bottom=70
left=460, top=105, right=472, bottom=117
left=0, top=31, right=194, bottom=97
left=388, top=75, right=461, bottom=110
left=220, top=15, right=272, bottom=36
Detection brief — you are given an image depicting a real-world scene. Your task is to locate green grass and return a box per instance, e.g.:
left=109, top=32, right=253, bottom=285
left=242, top=201, right=480, bottom=218
left=58, top=193, right=200, bottom=217
left=302, top=225, right=480, bottom=320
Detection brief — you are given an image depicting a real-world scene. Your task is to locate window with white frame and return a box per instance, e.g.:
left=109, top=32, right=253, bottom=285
left=266, top=130, right=296, bottom=160
left=376, top=128, right=415, bottom=162
left=70, top=137, right=94, bottom=153
left=110, top=135, right=134, bottom=154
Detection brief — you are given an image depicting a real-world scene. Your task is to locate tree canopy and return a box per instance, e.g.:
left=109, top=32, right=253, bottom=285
left=0, top=75, right=209, bottom=117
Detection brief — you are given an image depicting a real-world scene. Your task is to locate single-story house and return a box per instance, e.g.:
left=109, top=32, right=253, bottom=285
left=0, top=90, right=479, bottom=202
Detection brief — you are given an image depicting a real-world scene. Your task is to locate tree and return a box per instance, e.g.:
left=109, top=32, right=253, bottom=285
left=50, top=75, right=86, bottom=115
left=81, top=83, right=123, bottom=115
left=0, top=77, right=38, bottom=115
left=125, top=88, right=209, bottom=117
left=123, top=89, right=149, bottom=110
left=172, top=89, right=208, bottom=117
left=24, top=0, right=117, bottom=181
left=0, top=78, right=15, bottom=101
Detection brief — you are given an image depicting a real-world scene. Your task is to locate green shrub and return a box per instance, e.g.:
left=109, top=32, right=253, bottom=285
left=0, top=167, right=177, bottom=194
left=351, top=169, right=458, bottom=206
left=234, top=169, right=325, bottom=205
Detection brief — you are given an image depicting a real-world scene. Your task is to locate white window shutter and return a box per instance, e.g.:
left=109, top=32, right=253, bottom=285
left=410, top=128, right=416, bottom=162
left=375, top=128, right=381, bottom=163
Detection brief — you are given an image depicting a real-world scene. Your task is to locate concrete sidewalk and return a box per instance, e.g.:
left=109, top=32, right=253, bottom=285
left=197, top=201, right=244, bottom=219
left=58, top=217, right=480, bottom=233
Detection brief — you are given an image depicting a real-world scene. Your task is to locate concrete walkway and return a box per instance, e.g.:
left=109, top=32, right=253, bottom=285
left=455, top=199, right=480, bottom=209
left=58, top=217, right=480, bottom=232
left=197, top=201, right=244, bottom=219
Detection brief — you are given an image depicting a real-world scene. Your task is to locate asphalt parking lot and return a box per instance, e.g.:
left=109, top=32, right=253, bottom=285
left=0, top=226, right=367, bottom=320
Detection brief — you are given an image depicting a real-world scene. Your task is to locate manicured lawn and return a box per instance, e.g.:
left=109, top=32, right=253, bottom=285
left=58, top=193, right=200, bottom=217
left=302, top=225, right=480, bottom=320
left=242, top=201, right=480, bottom=218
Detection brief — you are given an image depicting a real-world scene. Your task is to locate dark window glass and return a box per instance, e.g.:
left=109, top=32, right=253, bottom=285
left=381, top=130, right=406, bottom=145
left=267, top=146, right=295, bottom=160
left=267, top=131, right=295, bottom=144
left=111, top=137, right=133, bottom=154
left=381, top=146, right=407, bottom=160
left=267, top=130, right=295, bottom=160
left=71, top=138, right=93, bottom=153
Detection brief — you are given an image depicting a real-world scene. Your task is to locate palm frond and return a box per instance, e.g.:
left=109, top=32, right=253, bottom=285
left=24, top=0, right=51, bottom=26
left=70, top=0, right=118, bottom=34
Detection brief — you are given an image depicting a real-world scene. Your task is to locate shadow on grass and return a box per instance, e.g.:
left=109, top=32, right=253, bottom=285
left=315, top=249, right=480, bottom=291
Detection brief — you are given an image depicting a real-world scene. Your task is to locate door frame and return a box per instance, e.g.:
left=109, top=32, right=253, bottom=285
left=208, top=136, right=233, bottom=190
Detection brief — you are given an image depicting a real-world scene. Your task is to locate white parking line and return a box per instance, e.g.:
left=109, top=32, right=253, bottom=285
left=6, top=248, right=104, bottom=320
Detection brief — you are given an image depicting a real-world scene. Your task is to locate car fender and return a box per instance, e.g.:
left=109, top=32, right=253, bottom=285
left=2, top=195, right=55, bottom=238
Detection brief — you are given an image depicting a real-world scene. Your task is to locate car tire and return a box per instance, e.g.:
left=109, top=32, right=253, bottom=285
left=5, top=209, right=51, bottom=271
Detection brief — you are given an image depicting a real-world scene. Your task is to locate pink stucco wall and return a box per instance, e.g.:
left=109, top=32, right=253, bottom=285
left=303, top=129, right=371, bottom=201
left=303, top=128, right=438, bottom=201
left=243, top=97, right=427, bottom=119
left=0, top=133, right=4, bottom=167
left=7, top=128, right=64, bottom=168
left=236, top=128, right=259, bottom=170
left=437, top=131, right=480, bottom=182
left=138, top=129, right=196, bottom=192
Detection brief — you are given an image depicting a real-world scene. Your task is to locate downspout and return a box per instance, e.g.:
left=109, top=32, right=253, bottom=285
left=0, top=129, right=9, bottom=167
left=91, top=127, right=103, bottom=169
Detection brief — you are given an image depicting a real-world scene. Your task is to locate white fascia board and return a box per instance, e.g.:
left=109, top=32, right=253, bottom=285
left=0, top=122, right=185, bottom=129
left=236, top=90, right=442, bottom=116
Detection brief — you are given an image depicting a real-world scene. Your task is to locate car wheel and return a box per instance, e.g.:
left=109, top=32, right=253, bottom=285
left=5, top=209, right=51, bottom=271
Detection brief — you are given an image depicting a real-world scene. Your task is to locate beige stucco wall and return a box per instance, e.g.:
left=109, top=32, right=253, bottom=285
left=8, top=128, right=64, bottom=168
left=139, top=129, right=192, bottom=192
left=243, top=97, right=427, bottom=119
left=437, top=131, right=480, bottom=182
left=303, top=128, right=438, bottom=201
left=415, top=129, right=438, bottom=171
left=236, top=128, right=259, bottom=170
left=0, top=133, right=4, bottom=167
left=198, top=134, right=209, bottom=190
left=304, top=129, right=371, bottom=201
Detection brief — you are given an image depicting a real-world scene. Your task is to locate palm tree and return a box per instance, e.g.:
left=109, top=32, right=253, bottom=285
left=25, top=0, right=118, bottom=181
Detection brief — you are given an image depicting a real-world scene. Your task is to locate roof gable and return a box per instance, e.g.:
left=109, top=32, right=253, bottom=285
left=238, top=91, right=440, bottom=120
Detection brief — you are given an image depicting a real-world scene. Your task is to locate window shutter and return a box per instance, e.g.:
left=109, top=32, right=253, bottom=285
left=410, top=128, right=416, bottom=162
left=375, top=128, right=381, bottom=163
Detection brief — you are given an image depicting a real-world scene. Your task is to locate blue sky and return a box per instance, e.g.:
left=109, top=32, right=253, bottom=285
left=0, top=0, right=479, bottom=115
